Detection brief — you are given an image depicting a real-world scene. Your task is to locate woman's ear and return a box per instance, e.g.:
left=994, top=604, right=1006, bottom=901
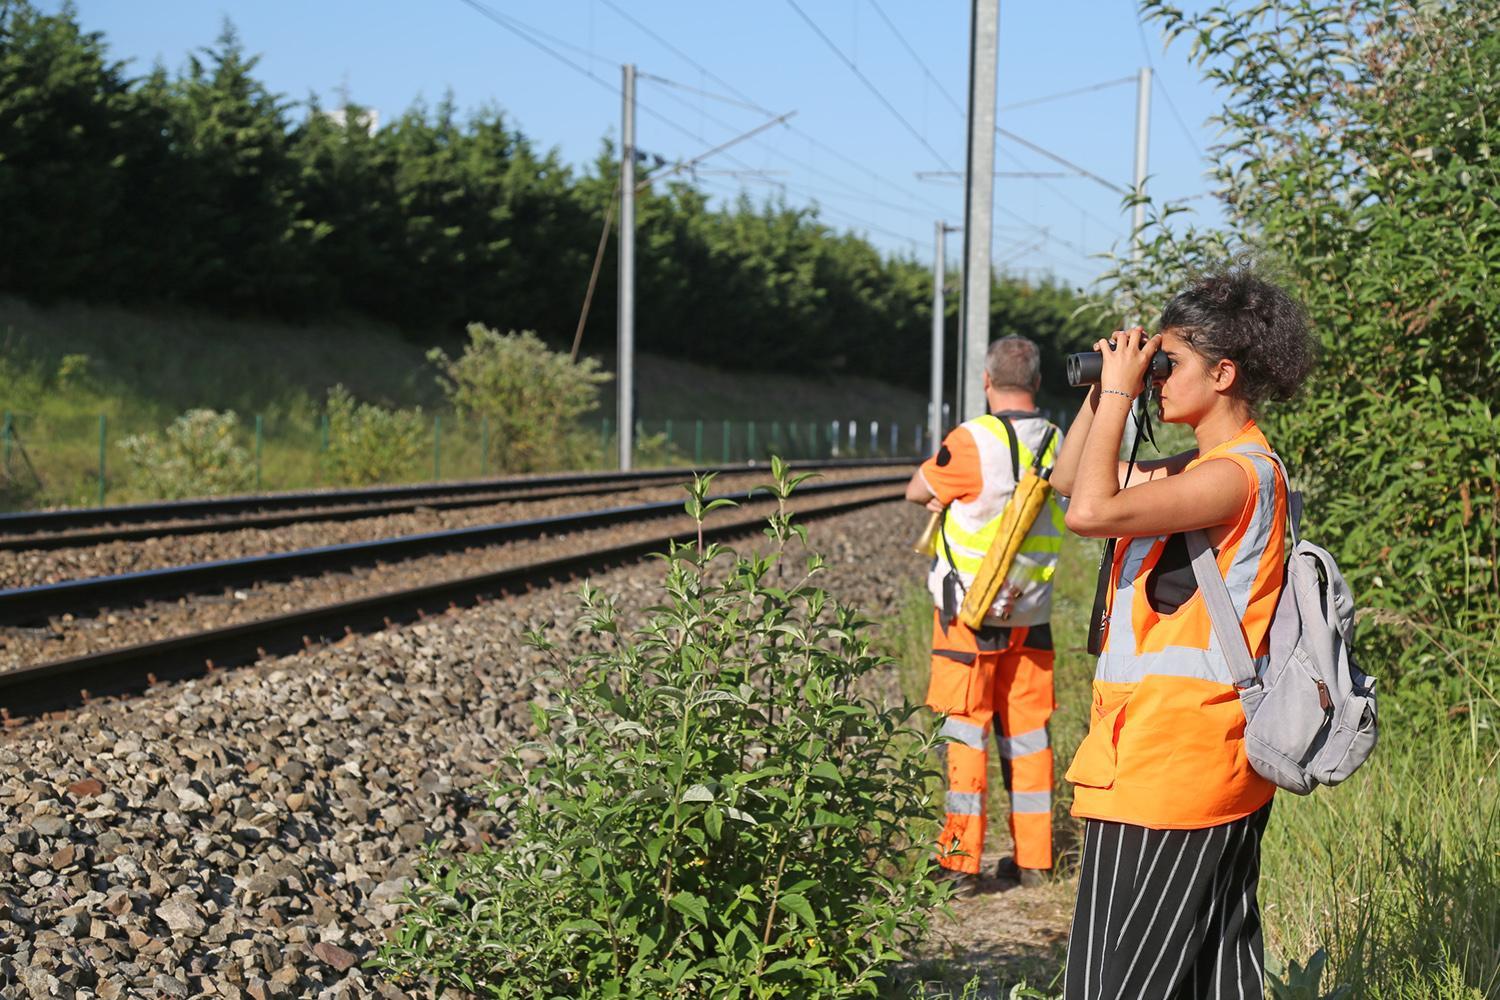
left=1213, top=358, right=1240, bottom=393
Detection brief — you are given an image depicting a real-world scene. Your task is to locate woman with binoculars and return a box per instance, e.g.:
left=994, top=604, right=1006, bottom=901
left=1049, top=266, right=1315, bottom=1000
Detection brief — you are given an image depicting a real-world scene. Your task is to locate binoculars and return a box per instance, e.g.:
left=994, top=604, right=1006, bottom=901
left=1066, top=345, right=1173, bottom=387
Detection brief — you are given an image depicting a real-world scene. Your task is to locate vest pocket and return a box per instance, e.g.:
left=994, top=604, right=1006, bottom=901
left=1064, top=690, right=1129, bottom=789
left=926, top=648, right=982, bottom=715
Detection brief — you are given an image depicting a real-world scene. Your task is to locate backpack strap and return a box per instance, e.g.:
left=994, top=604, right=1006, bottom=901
left=997, top=415, right=1020, bottom=483
left=1185, top=530, right=1260, bottom=689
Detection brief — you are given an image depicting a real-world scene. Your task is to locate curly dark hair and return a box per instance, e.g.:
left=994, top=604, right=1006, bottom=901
left=1157, top=265, right=1317, bottom=405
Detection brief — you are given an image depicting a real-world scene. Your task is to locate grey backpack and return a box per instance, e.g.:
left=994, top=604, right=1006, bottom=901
left=1187, top=454, right=1377, bottom=795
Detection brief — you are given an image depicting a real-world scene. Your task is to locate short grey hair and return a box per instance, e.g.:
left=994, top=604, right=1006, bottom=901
left=986, top=336, right=1041, bottom=390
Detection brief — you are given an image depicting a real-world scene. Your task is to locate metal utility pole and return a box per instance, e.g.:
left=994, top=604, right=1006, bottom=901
left=960, top=0, right=999, bottom=420
left=1131, top=66, right=1151, bottom=261
left=930, top=221, right=947, bottom=454
left=618, top=63, right=636, bottom=471
left=1124, top=65, right=1151, bottom=452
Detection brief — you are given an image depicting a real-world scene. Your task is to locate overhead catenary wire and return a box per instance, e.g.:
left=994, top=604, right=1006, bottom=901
left=454, top=0, right=614, bottom=91
left=858, top=0, right=1127, bottom=264
left=695, top=175, right=924, bottom=250
left=637, top=72, right=775, bottom=116
left=1000, top=75, right=1137, bottom=112
left=1134, top=14, right=1205, bottom=158
left=858, top=0, right=1128, bottom=197
left=459, top=0, right=1089, bottom=274
left=599, top=0, right=956, bottom=218
left=783, top=0, right=958, bottom=171
left=472, top=0, right=951, bottom=250
left=642, top=79, right=943, bottom=242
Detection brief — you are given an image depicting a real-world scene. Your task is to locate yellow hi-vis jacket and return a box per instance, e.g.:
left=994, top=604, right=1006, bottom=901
left=919, top=412, right=1066, bottom=627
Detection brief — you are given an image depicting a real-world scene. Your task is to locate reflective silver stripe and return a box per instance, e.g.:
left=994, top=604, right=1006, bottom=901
left=1096, top=648, right=1269, bottom=685
left=1221, top=447, right=1281, bottom=619
left=1010, top=790, right=1052, bottom=814
left=997, top=726, right=1050, bottom=759
left=940, top=717, right=988, bottom=750
left=946, top=790, right=983, bottom=815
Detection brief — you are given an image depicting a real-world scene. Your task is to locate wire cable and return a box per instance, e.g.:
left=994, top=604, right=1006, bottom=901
left=1000, top=75, right=1137, bottom=112
left=1134, top=14, right=1205, bottom=158
left=645, top=79, right=954, bottom=227
left=455, top=0, right=614, bottom=90
left=598, top=0, right=956, bottom=217
left=864, top=0, right=966, bottom=118
left=783, top=0, right=957, bottom=170
left=637, top=72, right=775, bottom=115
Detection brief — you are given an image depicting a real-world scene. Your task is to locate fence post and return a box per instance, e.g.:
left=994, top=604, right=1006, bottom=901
left=433, top=414, right=442, bottom=480
left=747, top=421, right=757, bottom=462
left=481, top=415, right=489, bottom=477
left=831, top=420, right=840, bottom=458
left=694, top=420, right=703, bottom=465
left=770, top=420, right=780, bottom=458
left=254, top=414, right=263, bottom=492
left=722, top=420, right=731, bottom=463
left=97, top=414, right=107, bottom=505
left=891, top=422, right=899, bottom=457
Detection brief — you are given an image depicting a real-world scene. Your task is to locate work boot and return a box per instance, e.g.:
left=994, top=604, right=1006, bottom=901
left=934, top=866, right=981, bottom=899
left=994, top=856, right=1047, bottom=889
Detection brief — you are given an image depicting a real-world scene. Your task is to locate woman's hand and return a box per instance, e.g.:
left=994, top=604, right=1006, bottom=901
left=1095, top=326, right=1162, bottom=399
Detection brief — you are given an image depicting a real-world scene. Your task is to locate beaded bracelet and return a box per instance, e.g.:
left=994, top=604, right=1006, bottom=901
left=1098, top=388, right=1135, bottom=401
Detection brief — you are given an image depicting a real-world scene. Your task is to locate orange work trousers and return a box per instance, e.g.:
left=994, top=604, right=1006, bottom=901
left=926, top=609, right=1055, bottom=873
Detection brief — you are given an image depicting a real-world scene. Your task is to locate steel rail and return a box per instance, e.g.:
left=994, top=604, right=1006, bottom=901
left=0, top=490, right=903, bottom=718
left=0, top=473, right=813, bottom=552
left=0, top=475, right=906, bottom=626
left=0, top=457, right=915, bottom=537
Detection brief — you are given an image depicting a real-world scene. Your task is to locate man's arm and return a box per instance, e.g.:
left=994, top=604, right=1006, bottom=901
left=905, top=469, right=944, bottom=512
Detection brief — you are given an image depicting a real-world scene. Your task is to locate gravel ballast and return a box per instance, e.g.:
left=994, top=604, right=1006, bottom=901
left=0, top=499, right=931, bottom=998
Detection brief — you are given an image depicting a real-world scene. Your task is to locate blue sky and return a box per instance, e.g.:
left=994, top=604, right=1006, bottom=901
left=65, top=1, right=1225, bottom=287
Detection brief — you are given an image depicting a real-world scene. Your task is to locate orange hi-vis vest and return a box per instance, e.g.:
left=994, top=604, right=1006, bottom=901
left=1066, top=421, right=1288, bottom=830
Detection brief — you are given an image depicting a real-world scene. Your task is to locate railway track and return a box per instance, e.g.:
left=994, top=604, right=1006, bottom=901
left=0, top=475, right=906, bottom=718
left=0, top=457, right=913, bottom=550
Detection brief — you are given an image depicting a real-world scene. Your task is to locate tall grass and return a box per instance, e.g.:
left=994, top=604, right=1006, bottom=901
left=1261, top=616, right=1500, bottom=999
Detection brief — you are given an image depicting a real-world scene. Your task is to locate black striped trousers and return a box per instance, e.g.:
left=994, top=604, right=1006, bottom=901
left=1064, top=802, right=1273, bottom=1000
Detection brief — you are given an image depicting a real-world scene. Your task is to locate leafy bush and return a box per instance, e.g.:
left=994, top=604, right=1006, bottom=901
left=377, top=460, right=948, bottom=997
left=1107, top=0, right=1500, bottom=671
left=321, top=384, right=425, bottom=486
left=117, top=408, right=253, bottom=499
left=54, top=352, right=90, bottom=389
left=428, top=325, right=610, bottom=474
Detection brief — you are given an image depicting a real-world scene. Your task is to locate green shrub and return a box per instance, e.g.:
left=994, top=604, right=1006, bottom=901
left=321, top=384, right=425, bottom=486
left=117, top=408, right=253, bottom=499
left=54, top=352, right=90, bottom=389
left=377, top=460, right=948, bottom=997
left=428, top=325, right=610, bottom=474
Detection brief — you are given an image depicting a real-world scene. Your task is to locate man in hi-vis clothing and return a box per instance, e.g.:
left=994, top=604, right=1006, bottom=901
left=905, top=336, right=1066, bottom=894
